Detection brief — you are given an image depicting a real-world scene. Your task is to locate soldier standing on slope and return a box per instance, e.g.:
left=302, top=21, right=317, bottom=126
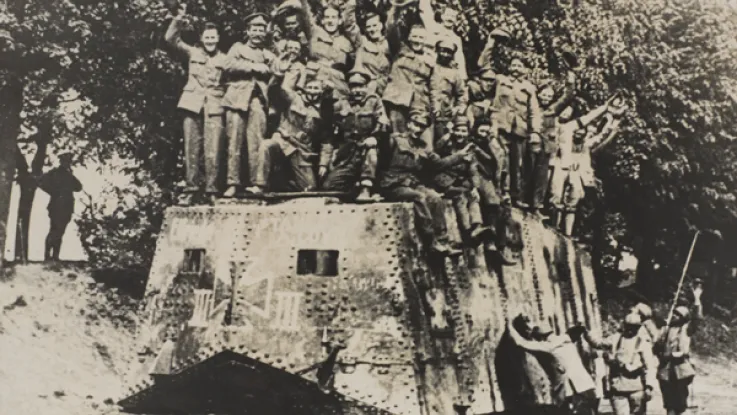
left=39, top=152, right=82, bottom=262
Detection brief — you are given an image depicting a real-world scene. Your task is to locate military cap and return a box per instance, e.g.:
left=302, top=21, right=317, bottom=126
left=632, top=303, right=653, bottom=319
left=624, top=313, right=642, bottom=326
left=532, top=322, right=554, bottom=338
left=347, top=69, right=372, bottom=85
left=477, top=67, right=497, bottom=81
left=674, top=306, right=690, bottom=320
left=452, top=114, right=470, bottom=127
left=409, top=110, right=430, bottom=128
left=244, top=12, right=269, bottom=27
left=435, top=39, right=457, bottom=52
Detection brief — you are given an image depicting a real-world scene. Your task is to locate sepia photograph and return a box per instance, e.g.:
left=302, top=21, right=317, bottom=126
left=0, top=0, right=736, bottom=414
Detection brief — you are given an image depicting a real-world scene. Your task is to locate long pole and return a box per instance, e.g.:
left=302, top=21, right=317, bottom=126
left=666, top=231, right=700, bottom=326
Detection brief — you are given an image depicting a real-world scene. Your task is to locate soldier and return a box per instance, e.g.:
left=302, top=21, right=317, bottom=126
left=550, top=102, right=623, bottom=236
left=272, top=0, right=310, bottom=51
left=322, top=70, right=388, bottom=201
left=343, top=3, right=391, bottom=96
left=299, top=0, right=354, bottom=98
left=39, top=152, right=82, bottom=262
left=382, top=25, right=435, bottom=149
left=432, top=115, right=492, bottom=247
left=246, top=69, right=328, bottom=194
left=485, top=57, right=543, bottom=211
left=418, top=0, right=466, bottom=78
left=548, top=95, right=620, bottom=234
left=222, top=13, right=275, bottom=198
left=430, top=39, right=468, bottom=139
left=164, top=5, right=227, bottom=205
left=654, top=284, right=703, bottom=415
left=507, top=318, right=599, bottom=415
left=465, top=68, right=496, bottom=128
left=585, top=314, right=657, bottom=415
left=380, top=111, right=473, bottom=256
left=535, top=70, right=576, bottom=216
left=630, top=303, right=660, bottom=346
left=470, top=116, right=516, bottom=264
left=267, top=39, right=305, bottom=132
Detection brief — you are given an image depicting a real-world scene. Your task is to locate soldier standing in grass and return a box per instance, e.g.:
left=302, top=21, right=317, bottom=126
left=39, top=152, right=82, bottom=262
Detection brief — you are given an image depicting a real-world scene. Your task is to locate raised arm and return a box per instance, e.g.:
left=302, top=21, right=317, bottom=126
left=342, top=0, right=362, bottom=47
left=590, top=114, right=622, bottom=153
left=687, top=284, right=704, bottom=337
left=506, top=320, right=559, bottom=353
left=548, top=71, right=576, bottom=116
left=164, top=8, right=196, bottom=57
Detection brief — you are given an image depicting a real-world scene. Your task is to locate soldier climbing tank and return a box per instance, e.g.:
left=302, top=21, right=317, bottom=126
left=118, top=198, right=604, bottom=414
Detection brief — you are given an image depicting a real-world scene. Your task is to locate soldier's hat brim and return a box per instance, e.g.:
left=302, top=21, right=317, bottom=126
left=409, top=111, right=430, bottom=128
left=347, top=69, right=373, bottom=85
left=244, top=12, right=270, bottom=26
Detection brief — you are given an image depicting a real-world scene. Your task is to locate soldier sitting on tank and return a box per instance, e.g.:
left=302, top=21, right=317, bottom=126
left=321, top=69, right=389, bottom=201
left=432, top=114, right=493, bottom=247
left=246, top=67, right=329, bottom=194
left=379, top=110, right=474, bottom=256
left=470, top=115, right=516, bottom=265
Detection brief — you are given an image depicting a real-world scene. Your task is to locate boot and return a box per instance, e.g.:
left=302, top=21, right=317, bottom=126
left=431, top=241, right=463, bottom=257
left=177, top=192, right=195, bottom=206
left=223, top=185, right=239, bottom=198
left=470, top=224, right=493, bottom=244
left=486, top=242, right=516, bottom=265
left=355, top=186, right=373, bottom=203
left=245, top=186, right=264, bottom=195
left=513, top=200, right=529, bottom=210
left=531, top=207, right=549, bottom=222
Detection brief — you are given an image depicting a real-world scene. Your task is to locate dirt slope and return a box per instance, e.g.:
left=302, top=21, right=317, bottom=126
left=0, top=264, right=138, bottom=415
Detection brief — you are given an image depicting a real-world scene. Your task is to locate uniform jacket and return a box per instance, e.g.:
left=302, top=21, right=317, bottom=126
left=273, top=72, right=326, bottom=160
left=541, top=77, right=575, bottom=154
left=39, top=167, right=82, bottom=216
left=165, top=17, right=227, bottom=116
left=323, top=94, right=389, bottom=167
left=382, top=47, right=434, bottom=110
left=490, top=73, right=542, bottom=138
left=432, top=134, right=474, bottom=191
left=341, top=0, right=391, bottom=95
left=222, top=42, right=276, bottom=111
left=605, top=333, right=656, bottom=393
left=431, top=64, right=468, bottom=122
left=380, top=132, right=466, bottom=189
left=656, top=324, right=697, bottom=382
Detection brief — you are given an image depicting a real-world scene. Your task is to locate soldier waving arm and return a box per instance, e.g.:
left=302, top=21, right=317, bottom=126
left=164, top=5, right=197, bottom=57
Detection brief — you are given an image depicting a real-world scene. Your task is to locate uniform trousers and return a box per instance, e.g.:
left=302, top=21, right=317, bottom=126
left=253, top=138, right=317, bottom=192
left=382, top=185, right=448, bottom=244
left=322, top=142, right=378, bottom=191
left=182, top=111, right=224, bottom=194
left=225, top=97, right=267, bottom=187
left=611, top=390, right=647, bottom=415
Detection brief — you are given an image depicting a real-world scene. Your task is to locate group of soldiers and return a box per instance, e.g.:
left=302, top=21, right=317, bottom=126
left=503, top=282, right=704, bottom=415
left=165, top=0, right=627, bottom=257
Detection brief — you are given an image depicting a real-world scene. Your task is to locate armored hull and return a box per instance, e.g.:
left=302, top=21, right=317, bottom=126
left=119, top=199, right=603, bottom=414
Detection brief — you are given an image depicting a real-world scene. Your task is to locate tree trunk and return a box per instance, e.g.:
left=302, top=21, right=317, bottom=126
left=14, top=131, right=49, bottom=262
left=0, top=75, right=23, bottom=266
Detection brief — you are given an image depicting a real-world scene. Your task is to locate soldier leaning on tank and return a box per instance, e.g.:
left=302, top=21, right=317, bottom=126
left=654, top=284, right=704, bottom=415
left=321, top=69, right=389, bottom=201
left=246, top=67, right=329, bottom=194
left=536, top=69, right=576, bottom=217
left=221, top=13, right=276, bottom=198
left=508, top=318, right=599, bottom=415
left=164, top=4, right=227, bottom=206
left=584, top=314, right=657, bottom=415
left=382, top=25, right=436, bottom=150
left=379, top=111, right=475, bottom=256
left=430, top=39, right=468, bottom=140
left=431, top=115, right=493, bottom=248
left=469, top=115, right=516, bottom=265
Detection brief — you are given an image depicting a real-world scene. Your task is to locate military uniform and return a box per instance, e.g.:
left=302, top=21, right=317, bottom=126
left=380, top=130, right=466, bottom=250
left=604, top=331, right=656, bottom=415
left=222, top=23, right=275, bottom=190
left=655, top=307, right=699, bottom=415
left=165, top=16, right=227, bottom=195
left=252, top=72, right=326, bottom=192
left=382, top=47, right=435, bottom=148
left=489, top=72, right=542, bottom=207
left=304, top=27, right=353, bottom=98
left=322, top=93, right=388, bottom=192
left=431, top=64, right=468, bottom=139
left=432, top=133, right=484, bottom=239
left=39, top=162, right=82, bottom=261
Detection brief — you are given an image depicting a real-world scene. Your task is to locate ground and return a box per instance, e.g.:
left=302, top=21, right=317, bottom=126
left=0, top=264, right=736, bottom=415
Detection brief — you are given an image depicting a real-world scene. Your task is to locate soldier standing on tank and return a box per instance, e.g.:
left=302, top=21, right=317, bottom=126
left=382, top=25, right=435, bottom=149
left=470, top=115, right=516, bottom=265
left=246, top=67, right=328, bottom=194
left=222, top=13, right=275, bottom=198
left=430, top=39, right=468, bottom=139
left=432, top=115, right=493, bottom=247
left=164, top=4, right=227, bottom=205
left=321, top=70, right=389, bottom=201
left=39, top=152, right=82, bottom=262
left=380, top=111, right=474, bottom=256
left=344, top=5, right=392, bottom=96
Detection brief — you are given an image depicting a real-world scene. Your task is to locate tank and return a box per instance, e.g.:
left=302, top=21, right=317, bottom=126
left=118, top=197, right=603, bottom=414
